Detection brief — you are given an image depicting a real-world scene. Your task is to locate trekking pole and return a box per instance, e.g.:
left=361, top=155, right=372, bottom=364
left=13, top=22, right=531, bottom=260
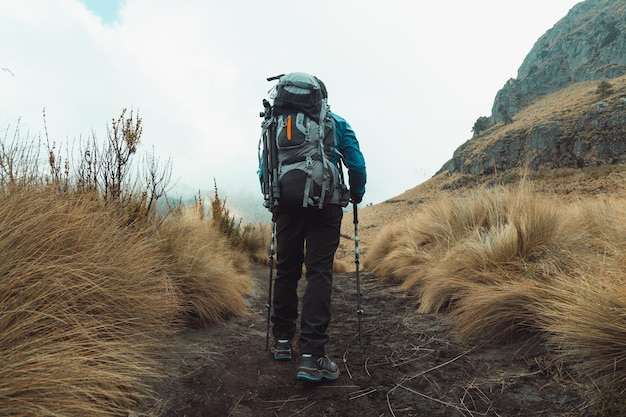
left=265, top=219, right=276, bottom=350
left=260, top=83, right=280, bottom=350
left=353, top=202, right=364, bottom=362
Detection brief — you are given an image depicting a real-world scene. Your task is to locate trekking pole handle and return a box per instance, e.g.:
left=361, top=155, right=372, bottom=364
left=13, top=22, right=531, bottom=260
left=267, top=74, right=285, bottom=82
left=353, top=203, right=360, bottom=266
left=260, top=99, right=272, bottom=119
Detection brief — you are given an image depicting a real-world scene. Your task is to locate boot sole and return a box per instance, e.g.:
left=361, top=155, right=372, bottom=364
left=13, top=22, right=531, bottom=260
left=296, top=369, right=339, bottom=382
left=271, top=348, right=292, bottom=361
left=273, top=353, right=292, bottom=360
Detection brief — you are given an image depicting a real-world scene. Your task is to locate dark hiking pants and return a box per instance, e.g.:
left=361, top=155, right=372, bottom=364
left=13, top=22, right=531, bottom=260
left=271, top=204, right=343, bottom=357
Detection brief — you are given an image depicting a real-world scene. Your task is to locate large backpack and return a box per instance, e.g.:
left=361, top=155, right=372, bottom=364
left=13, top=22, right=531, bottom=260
left=259, top=73, right=349, bottom=211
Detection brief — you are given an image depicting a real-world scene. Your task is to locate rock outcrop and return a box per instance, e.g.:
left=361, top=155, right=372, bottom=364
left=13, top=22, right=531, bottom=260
left=492, top=0, right=626, bottom=124
left=439, top=0, right=626, bottom=177
left=440, top=92, right=626, bottom=176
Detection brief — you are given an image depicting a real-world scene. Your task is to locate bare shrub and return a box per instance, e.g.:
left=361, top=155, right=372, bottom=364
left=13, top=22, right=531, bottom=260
left=210, top=180, right=243, bottom=246
left=0, top=119, right=43, bottom=186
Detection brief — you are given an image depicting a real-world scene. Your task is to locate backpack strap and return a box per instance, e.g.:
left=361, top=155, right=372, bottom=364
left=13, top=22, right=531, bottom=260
left=317, top=140, right=330, bottom=209
left=318, top=99, right=329, bottom=138
left=296, top=113, right=306, bottom=137
left=303, top=156, right=314, bottom=207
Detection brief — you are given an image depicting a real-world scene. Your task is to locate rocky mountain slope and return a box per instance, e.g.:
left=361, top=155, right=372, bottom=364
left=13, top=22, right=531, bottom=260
left=438, top=0, right=626, bottom=178
left=492, top=0, right=626, bottom=124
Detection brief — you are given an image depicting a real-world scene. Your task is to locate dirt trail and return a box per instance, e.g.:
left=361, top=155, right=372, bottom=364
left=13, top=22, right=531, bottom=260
left=160, top=264, right=592, bottom=417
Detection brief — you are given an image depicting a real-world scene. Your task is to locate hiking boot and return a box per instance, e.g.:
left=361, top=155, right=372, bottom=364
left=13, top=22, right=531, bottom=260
left=271, top=339, right=292, bottom=360
left=296, top=354, right=339, bottom=382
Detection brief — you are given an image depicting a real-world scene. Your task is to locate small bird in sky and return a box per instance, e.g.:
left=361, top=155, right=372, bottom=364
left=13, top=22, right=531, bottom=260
left=2, top=68, right=15, bottom=77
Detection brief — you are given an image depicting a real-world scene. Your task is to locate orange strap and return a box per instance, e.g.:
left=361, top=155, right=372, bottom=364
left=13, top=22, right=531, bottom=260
left=287, top=115, right=292, bottom=140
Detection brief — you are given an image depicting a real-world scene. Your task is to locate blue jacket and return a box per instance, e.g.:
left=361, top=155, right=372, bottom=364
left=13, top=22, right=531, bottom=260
left=330, top=112, right=366, bottom=201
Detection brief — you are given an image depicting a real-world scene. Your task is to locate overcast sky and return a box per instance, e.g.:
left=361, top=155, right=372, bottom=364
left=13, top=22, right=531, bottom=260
left=1, top=0, right=582, bottom=220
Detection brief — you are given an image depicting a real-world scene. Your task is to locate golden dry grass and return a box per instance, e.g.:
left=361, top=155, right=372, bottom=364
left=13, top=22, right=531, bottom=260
left=241, top=222, right=273, bottom=266
left=157, top=205, right=254, bottom=326
left=0, top=186, right=181, bottom=416
left=0, top=186, right=255, bottom=416
left=364, top=180, right=626, bottom=390
left=536, top=273, right=626, bottom=387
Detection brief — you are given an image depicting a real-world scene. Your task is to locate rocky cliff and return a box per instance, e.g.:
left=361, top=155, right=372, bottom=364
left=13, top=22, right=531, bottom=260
left=493, top=0, right=626, bottom=124
left=439, top=0, right=626, bottom=177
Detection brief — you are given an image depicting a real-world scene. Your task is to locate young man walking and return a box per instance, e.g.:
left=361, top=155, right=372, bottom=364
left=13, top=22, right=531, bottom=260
left=263, top=73, right=367, bottom=382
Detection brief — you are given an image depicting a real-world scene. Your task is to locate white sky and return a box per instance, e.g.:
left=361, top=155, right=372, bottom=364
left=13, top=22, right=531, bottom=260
left=1, top=0, right=582, bottom=220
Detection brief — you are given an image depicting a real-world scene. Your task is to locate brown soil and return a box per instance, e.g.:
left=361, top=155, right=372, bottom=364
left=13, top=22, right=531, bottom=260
left=159, top=263, right=594, bottom=417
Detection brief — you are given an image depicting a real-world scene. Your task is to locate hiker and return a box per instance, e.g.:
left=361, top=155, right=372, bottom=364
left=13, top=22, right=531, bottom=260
left=258, top=72, right=367, bottom=382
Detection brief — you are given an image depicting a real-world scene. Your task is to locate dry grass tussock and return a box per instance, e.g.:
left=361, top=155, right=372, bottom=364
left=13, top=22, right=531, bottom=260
left=366, top=181, right=626, bottom=391
left=240, top=222, right=272, bottom=265
left=157, top=205, right=254, bottom=326
left=0, top=186, right=180, bottom=416
left=0, top=186, right=255, bottom=416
